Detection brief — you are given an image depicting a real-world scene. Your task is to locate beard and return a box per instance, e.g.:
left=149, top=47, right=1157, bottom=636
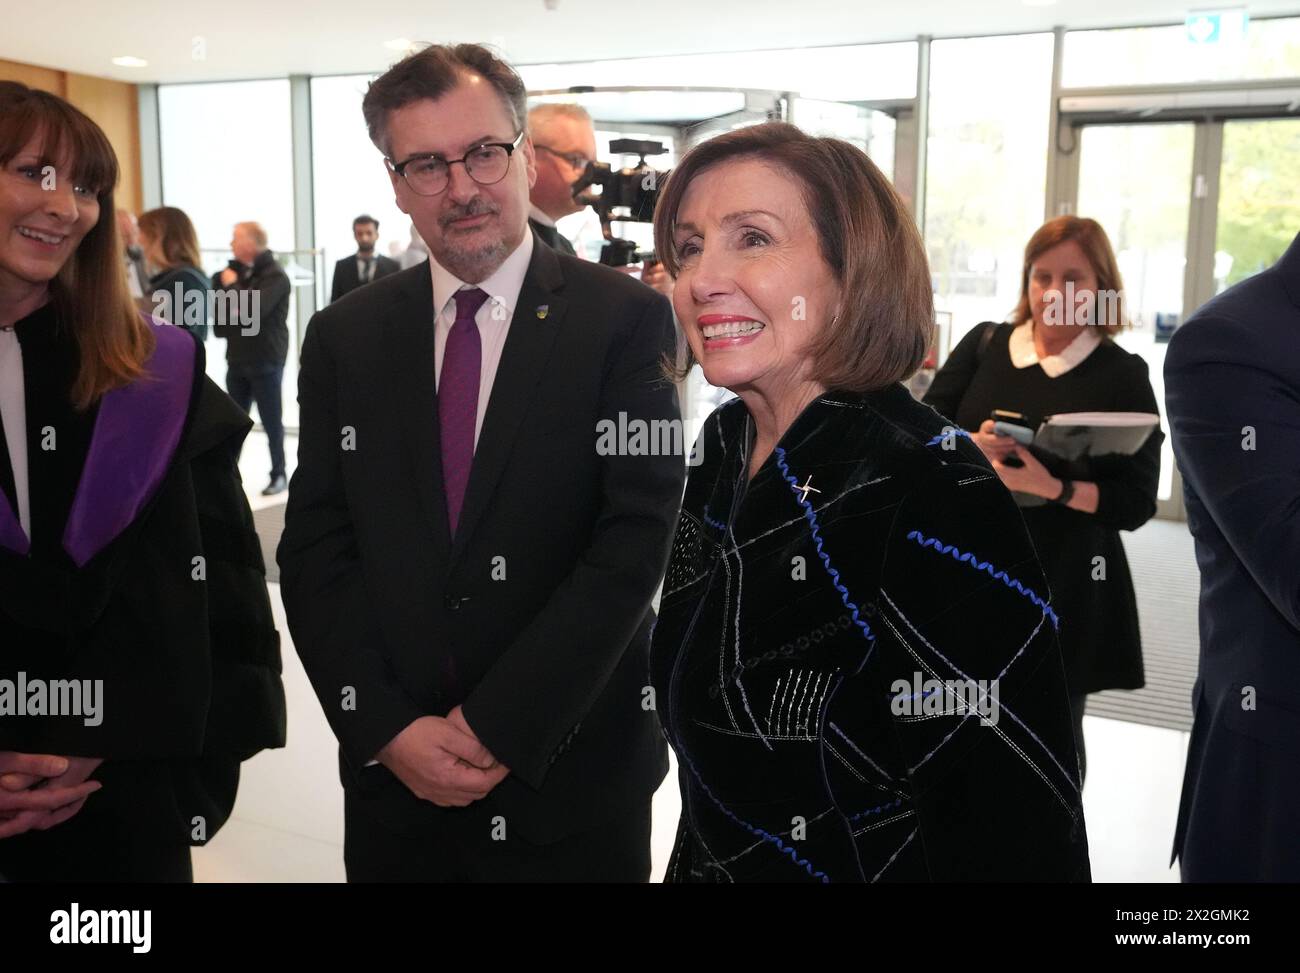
left=432, top=198, right=516, bottom=284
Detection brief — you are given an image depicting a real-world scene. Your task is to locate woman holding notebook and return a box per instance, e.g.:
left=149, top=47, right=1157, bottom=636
left=925, top=216, right=1162, bottom=785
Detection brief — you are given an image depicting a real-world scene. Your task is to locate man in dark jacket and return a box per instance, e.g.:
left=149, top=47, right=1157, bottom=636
left=329, top=214, right=400, bottom=303
left=212, top=221, right=292, bottom=496
left=1166, top=231, right=1300, bottom=881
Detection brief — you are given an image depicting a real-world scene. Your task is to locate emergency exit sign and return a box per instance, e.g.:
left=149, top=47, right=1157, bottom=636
left=1186, top=8, right=1249, bottom=45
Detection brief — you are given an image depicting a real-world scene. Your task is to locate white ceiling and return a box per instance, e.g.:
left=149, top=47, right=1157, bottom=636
left=2, top=0, right=1298, bottom=84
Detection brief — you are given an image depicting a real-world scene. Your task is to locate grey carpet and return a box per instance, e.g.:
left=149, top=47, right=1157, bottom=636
left=1089, top=519, right=1200, bottom=733
left=253, top=502, right=287, bottom=585
left=248, top=500, right=1203, bottom=732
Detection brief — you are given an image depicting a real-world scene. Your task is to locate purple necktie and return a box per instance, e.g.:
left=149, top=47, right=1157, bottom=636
left=439, top=287, right=488, bottom=536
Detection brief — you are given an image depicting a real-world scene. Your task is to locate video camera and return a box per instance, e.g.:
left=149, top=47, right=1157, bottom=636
left=570, top=138, right=670, bottom=268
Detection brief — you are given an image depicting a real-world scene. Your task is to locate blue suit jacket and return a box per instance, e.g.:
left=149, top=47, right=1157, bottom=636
left=1165, top=232, right=1300, bottom=881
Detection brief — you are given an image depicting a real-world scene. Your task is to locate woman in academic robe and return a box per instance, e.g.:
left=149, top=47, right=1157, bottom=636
left=0, top=81, right=285, bottom=882
left=648, top=123, right=1090, bottom=882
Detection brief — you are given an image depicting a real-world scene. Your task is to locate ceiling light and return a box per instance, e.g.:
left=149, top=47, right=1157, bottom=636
left=384, top=38, right=413, bottom=51
left=111, top=56, right=148, bottom=67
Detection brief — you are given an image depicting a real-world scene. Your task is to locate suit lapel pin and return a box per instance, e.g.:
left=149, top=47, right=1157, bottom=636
left=535, top=304, right=549, bottom=320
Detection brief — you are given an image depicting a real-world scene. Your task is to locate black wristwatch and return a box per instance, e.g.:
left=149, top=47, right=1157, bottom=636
left=1052, top=478, right=1076, bottom=505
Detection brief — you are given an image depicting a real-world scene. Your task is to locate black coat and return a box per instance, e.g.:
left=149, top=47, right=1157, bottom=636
left=0, top=312, right=286, bottom=879
left=651, top=385, right=1091, bottom=882
left=1166, top=232, right=1300, bottom=881
left=211, top=249, right=292, bottom=367
left=329, top=252, right=400, bottom=304
left=278, top=232, right=685, bottom=846
left=924, top=323, right=1161, bottom=694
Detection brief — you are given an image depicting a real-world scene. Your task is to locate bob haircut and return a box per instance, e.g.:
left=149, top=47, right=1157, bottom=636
left=138, top=206, right=202, bottom=272
left=0, top=81, right=153, bottom=410
left=652, top=121, right=934, bottom=392
left=1012, top=215, right=1127, bottom=336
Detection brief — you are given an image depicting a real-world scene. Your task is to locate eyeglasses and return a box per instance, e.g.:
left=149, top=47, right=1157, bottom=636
left=534, top=144, right=592, bottom=172
left=388, top=132, right=525, bottom=197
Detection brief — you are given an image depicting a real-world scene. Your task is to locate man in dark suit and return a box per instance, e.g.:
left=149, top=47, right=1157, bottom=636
left=525, top=103, right=594, bottom=257
left=277, top=43, right=685, bottom=882
left=1165, top=230, right=1300, bottom=881
left=329, top=214, right=400, bottom=303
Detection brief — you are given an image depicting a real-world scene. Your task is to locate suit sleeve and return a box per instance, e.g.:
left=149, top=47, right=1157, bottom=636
left=921, top=322, right=989, bottom=426
left=1165, top=311, right=1300, bottom=630
left=276, top=316, right=427, bottom=771
left=461, top=293, right=686, bottom=790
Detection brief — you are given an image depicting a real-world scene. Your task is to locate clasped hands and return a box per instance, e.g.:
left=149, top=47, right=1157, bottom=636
left=0, top=753, right=104, bottom=840
left=377, top=706, right=510, bottom=808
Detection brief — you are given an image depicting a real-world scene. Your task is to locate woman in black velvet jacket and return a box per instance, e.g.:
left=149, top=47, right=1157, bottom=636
left=0, top=82, right=285, bottom=881
left=648, top=122, right=1090, bottom=883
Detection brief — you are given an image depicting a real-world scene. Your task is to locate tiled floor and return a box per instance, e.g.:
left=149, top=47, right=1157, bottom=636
left=205, top=430, right=1187, bottom=883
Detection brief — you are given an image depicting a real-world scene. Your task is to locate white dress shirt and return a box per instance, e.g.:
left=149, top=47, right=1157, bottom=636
left=355, top=254, right=376, bottom=285
left=429, top=229, right=535, bottom=450
left=0, top=327, right=30, bottom=540
left=1008, top=320, right=1101, bottom=378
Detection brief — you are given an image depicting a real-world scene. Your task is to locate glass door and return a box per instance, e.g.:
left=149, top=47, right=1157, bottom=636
left=1214, top=118, right=1300, bottom=292
left=1075, top=122, right=1195, bottom=520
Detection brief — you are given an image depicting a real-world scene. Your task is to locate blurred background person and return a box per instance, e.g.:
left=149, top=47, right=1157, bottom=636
left=526, top=102, right=594, bottom=256
left=1166, top=231, right=1300, bottom=882
left=0, top=81, right=284, bottom=879
left=923, top=216, right=1162, bottom=785
left=116, top=206, right=147, bottom=298
left=649, top=122, right=1088, bottom=882
left=328, top=213, right=398, bottom=303
left=138, top=205, right=210, bottom=344
left=211, top=220, right=291, bottom=496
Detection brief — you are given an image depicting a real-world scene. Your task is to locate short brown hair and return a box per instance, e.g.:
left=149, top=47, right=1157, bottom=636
left=1012, top=216, right=1127, bottom=336
left=653, top=122, right=933, bottom=393
left=139, top=206, right=202, bottom=271
left=0, top=81, right=154, bottom=410
left=362, top=44, right=527, bottom=158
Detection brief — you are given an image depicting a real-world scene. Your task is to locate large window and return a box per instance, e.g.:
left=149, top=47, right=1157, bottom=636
left=159, top=80, right=298, bottom=414
left=925, top=33, right=1055, bottom=346
left=1063, top=16, right=1300, bottom=88
left=159, top=80, right=295, bottom=269
left=311, top=75, right=412, bottom=304
left=1215, top=118, right=1300, bottom=291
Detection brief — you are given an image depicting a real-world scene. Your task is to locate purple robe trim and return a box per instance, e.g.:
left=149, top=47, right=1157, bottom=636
left=0, top=491, right=29, bottom=556
left=59, top=319, right=195, bottom=567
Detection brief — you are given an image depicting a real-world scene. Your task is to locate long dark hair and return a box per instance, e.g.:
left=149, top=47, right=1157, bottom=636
left=0, top=81, right=154, bottom=410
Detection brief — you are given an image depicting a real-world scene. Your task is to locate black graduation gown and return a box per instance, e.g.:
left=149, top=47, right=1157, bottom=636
left=0, top=304, right=286, bottom=881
